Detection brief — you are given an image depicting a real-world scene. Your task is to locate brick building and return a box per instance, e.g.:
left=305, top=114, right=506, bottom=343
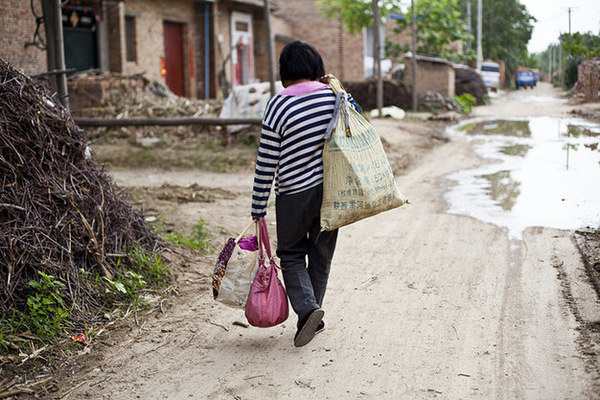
left=0, top=0, right=48, bottom=76
left=271, top=0, right=365, bottom=81
left=1, top=0, right=454, bottom=104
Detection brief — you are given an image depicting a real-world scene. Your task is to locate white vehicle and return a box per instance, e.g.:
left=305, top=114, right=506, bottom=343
left=479, top=61, right=500, bottom=91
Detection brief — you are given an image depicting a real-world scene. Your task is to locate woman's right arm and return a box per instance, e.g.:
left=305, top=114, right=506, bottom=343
left=250, top=124, right=280, bottom=218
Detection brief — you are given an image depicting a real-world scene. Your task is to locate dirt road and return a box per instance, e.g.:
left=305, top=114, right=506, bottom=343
left=60, top=83, right=600, bottom=399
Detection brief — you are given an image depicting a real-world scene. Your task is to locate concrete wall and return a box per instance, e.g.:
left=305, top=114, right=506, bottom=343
left=403, top=58, right=455, bottom=99
left=0, top=0, right=47, bottom=75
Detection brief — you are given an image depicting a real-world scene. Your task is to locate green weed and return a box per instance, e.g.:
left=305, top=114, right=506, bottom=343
left=128, top=245, right=169, bottom=286
left=454, top=93, right=477, bottom=114
left=26, top=271, right=70, bottom=339
left=163, top=218, right=211, bottom=253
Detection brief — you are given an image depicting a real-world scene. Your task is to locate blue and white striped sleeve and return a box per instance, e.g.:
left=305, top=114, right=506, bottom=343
left=251, top=123, right=280, bottom=218
left=348, top=93, right=361, bottom=113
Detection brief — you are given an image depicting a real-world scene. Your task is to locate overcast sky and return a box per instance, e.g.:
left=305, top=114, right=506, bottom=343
left=520, top=0, right=600, bottom=53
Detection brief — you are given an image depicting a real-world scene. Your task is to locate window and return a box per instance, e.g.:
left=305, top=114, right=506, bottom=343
left=125, top=16, right=137, bottom=62
left=235, top=21, right=249, bottom=32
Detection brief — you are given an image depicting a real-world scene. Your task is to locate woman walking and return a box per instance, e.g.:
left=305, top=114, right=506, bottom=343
left=251, top=41, right=359, bottom=347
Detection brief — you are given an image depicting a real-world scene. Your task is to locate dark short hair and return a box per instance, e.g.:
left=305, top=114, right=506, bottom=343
left=279, top=41, right=325, bottom=82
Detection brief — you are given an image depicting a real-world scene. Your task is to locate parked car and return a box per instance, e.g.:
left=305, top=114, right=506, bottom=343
left=479, top=61, right=500, bottom=92
left=515, top=70, right=536, bottom=89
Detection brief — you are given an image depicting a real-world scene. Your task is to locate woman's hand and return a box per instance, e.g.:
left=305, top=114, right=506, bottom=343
left=319, top=74, right=336, bottom=84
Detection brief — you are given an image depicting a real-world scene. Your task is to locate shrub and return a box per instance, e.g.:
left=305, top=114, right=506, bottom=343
left=564, top=56, right=586, bottom=89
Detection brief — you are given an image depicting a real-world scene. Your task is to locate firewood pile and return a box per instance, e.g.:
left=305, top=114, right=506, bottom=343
left=77, top=79, right=222, bottom=119
left=343, top=79, right=411, bottom=111
left=0, top=59, right=161, bottom=318
left=455, top=67, right=488, bottom=105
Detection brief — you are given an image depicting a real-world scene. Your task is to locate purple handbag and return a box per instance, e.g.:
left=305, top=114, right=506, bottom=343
left=245, top=217, right=289, bottom=327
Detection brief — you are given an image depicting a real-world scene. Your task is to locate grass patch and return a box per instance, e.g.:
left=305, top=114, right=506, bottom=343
left=162, top=218, right=211, bottom=253
left=1, top=246, right=170, bottom=354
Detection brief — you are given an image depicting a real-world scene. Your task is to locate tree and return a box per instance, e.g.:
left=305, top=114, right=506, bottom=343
left=388, top=0, right=474, bottom=61
left=459, top=0, right=535, bottom=74
left=522, top=52, right=540, bottom=70
left=317, top=0, right=401, bottom=34
left=560, top=32, right=600, bottom=58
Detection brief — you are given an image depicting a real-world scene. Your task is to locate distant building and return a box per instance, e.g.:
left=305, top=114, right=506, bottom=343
left=1, top=0, right=460, bottom=104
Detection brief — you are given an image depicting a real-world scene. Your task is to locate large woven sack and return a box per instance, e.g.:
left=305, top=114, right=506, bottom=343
left=212, top=221, right=260, bottom=309
left=320, top=78, right=408, bottom=231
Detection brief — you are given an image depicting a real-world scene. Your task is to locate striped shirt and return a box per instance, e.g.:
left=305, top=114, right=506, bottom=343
left=251, top=85, right=358, bottom=218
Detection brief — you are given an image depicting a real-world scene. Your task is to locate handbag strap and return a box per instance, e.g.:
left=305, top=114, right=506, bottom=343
left=258, top=217, right=272, bottom=260
left=259, top=217, right=282, bottom=265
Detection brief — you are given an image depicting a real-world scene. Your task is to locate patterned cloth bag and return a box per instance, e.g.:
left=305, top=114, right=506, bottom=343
left=320, top=78, right=408, bottom=231
left=212, top=220, right=259, bottom=308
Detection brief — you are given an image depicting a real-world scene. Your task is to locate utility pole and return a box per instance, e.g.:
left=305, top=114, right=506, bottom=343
left=264, top=0, right=276, bottom=97
left=476, top=0, right=482, bottom=71
left=562, top=7, right=578, bottom=35
left=558, top=36, right=562, bottom=79
left=41, top=0, right=69, bottom=109
left=411, top=0, right=417, bottom=111
left=548, top=45, right=553, bottom=83
left=373, top=0, right=383, bottom=116
left=466, top=0, right=472, bottom=51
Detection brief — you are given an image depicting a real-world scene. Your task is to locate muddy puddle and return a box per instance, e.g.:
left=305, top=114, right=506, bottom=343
left=444, top=117, right=600, bottom=239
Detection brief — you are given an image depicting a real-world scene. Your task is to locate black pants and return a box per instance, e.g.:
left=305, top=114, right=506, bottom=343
left=276, top=184, right=338, bottom=322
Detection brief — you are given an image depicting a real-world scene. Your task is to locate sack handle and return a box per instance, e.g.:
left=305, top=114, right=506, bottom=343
left=325, top=78, right=351, bottom=139
left=234, top=219, right=256, bottom=244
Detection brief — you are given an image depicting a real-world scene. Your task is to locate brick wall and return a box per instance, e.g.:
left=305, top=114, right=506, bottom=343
left=0, top=0, right=47, bottom=75
left=124, top=0, right=197, bottom=98
left=575, top=60, right=600, bottom=102
left=273, top=0, right=364, bottom=81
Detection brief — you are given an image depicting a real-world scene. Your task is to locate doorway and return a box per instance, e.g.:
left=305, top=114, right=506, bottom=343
left=230, top=12, right=254, bottom=87
left=163, top=21, right=185, bottom=96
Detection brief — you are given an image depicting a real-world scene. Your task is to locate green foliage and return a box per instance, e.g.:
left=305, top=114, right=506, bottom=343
left=103, top=245, right=169, bottom=308
left=458, top=0, right=535, bottom=74
left=454, top=93, right=477, bottom=114
left=522, top=52, right=541, bottom=70
left=26, top=271, right=70, bottom=338
left=389, top=0, right=474, bottom=61
left=163, top=218, right=211, bottom=253
left=560, top=32, right=600, bottom=58
left=317, top=0, right=401, bottom=34
left=128, top=244, right=170, bottom=286
left=0, top=315, right=27, bottom=352
left=104, top=270, right=147, bottom=308
left=564, top=55, right=586, bottom=89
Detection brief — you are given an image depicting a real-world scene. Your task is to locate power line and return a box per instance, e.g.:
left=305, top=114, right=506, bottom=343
left=561, top=6, right=578, bottom=34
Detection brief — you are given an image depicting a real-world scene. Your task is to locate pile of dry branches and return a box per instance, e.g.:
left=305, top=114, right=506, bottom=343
left=455, top=67, right=488, bottom=105
left=78, top=80, right=222, bottom=119
left=0, top=59, right=161, bottom=318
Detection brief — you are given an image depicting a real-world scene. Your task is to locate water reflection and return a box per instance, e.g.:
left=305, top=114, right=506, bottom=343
left=499, top=143, right=532, bottom=157
left=480, top=170, right=521, bottom=211
left=445, top=117, right=600, bottom=239
left=566, top=124, right=600, bottom=138
left=459, top=120, right=531, bottom=137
